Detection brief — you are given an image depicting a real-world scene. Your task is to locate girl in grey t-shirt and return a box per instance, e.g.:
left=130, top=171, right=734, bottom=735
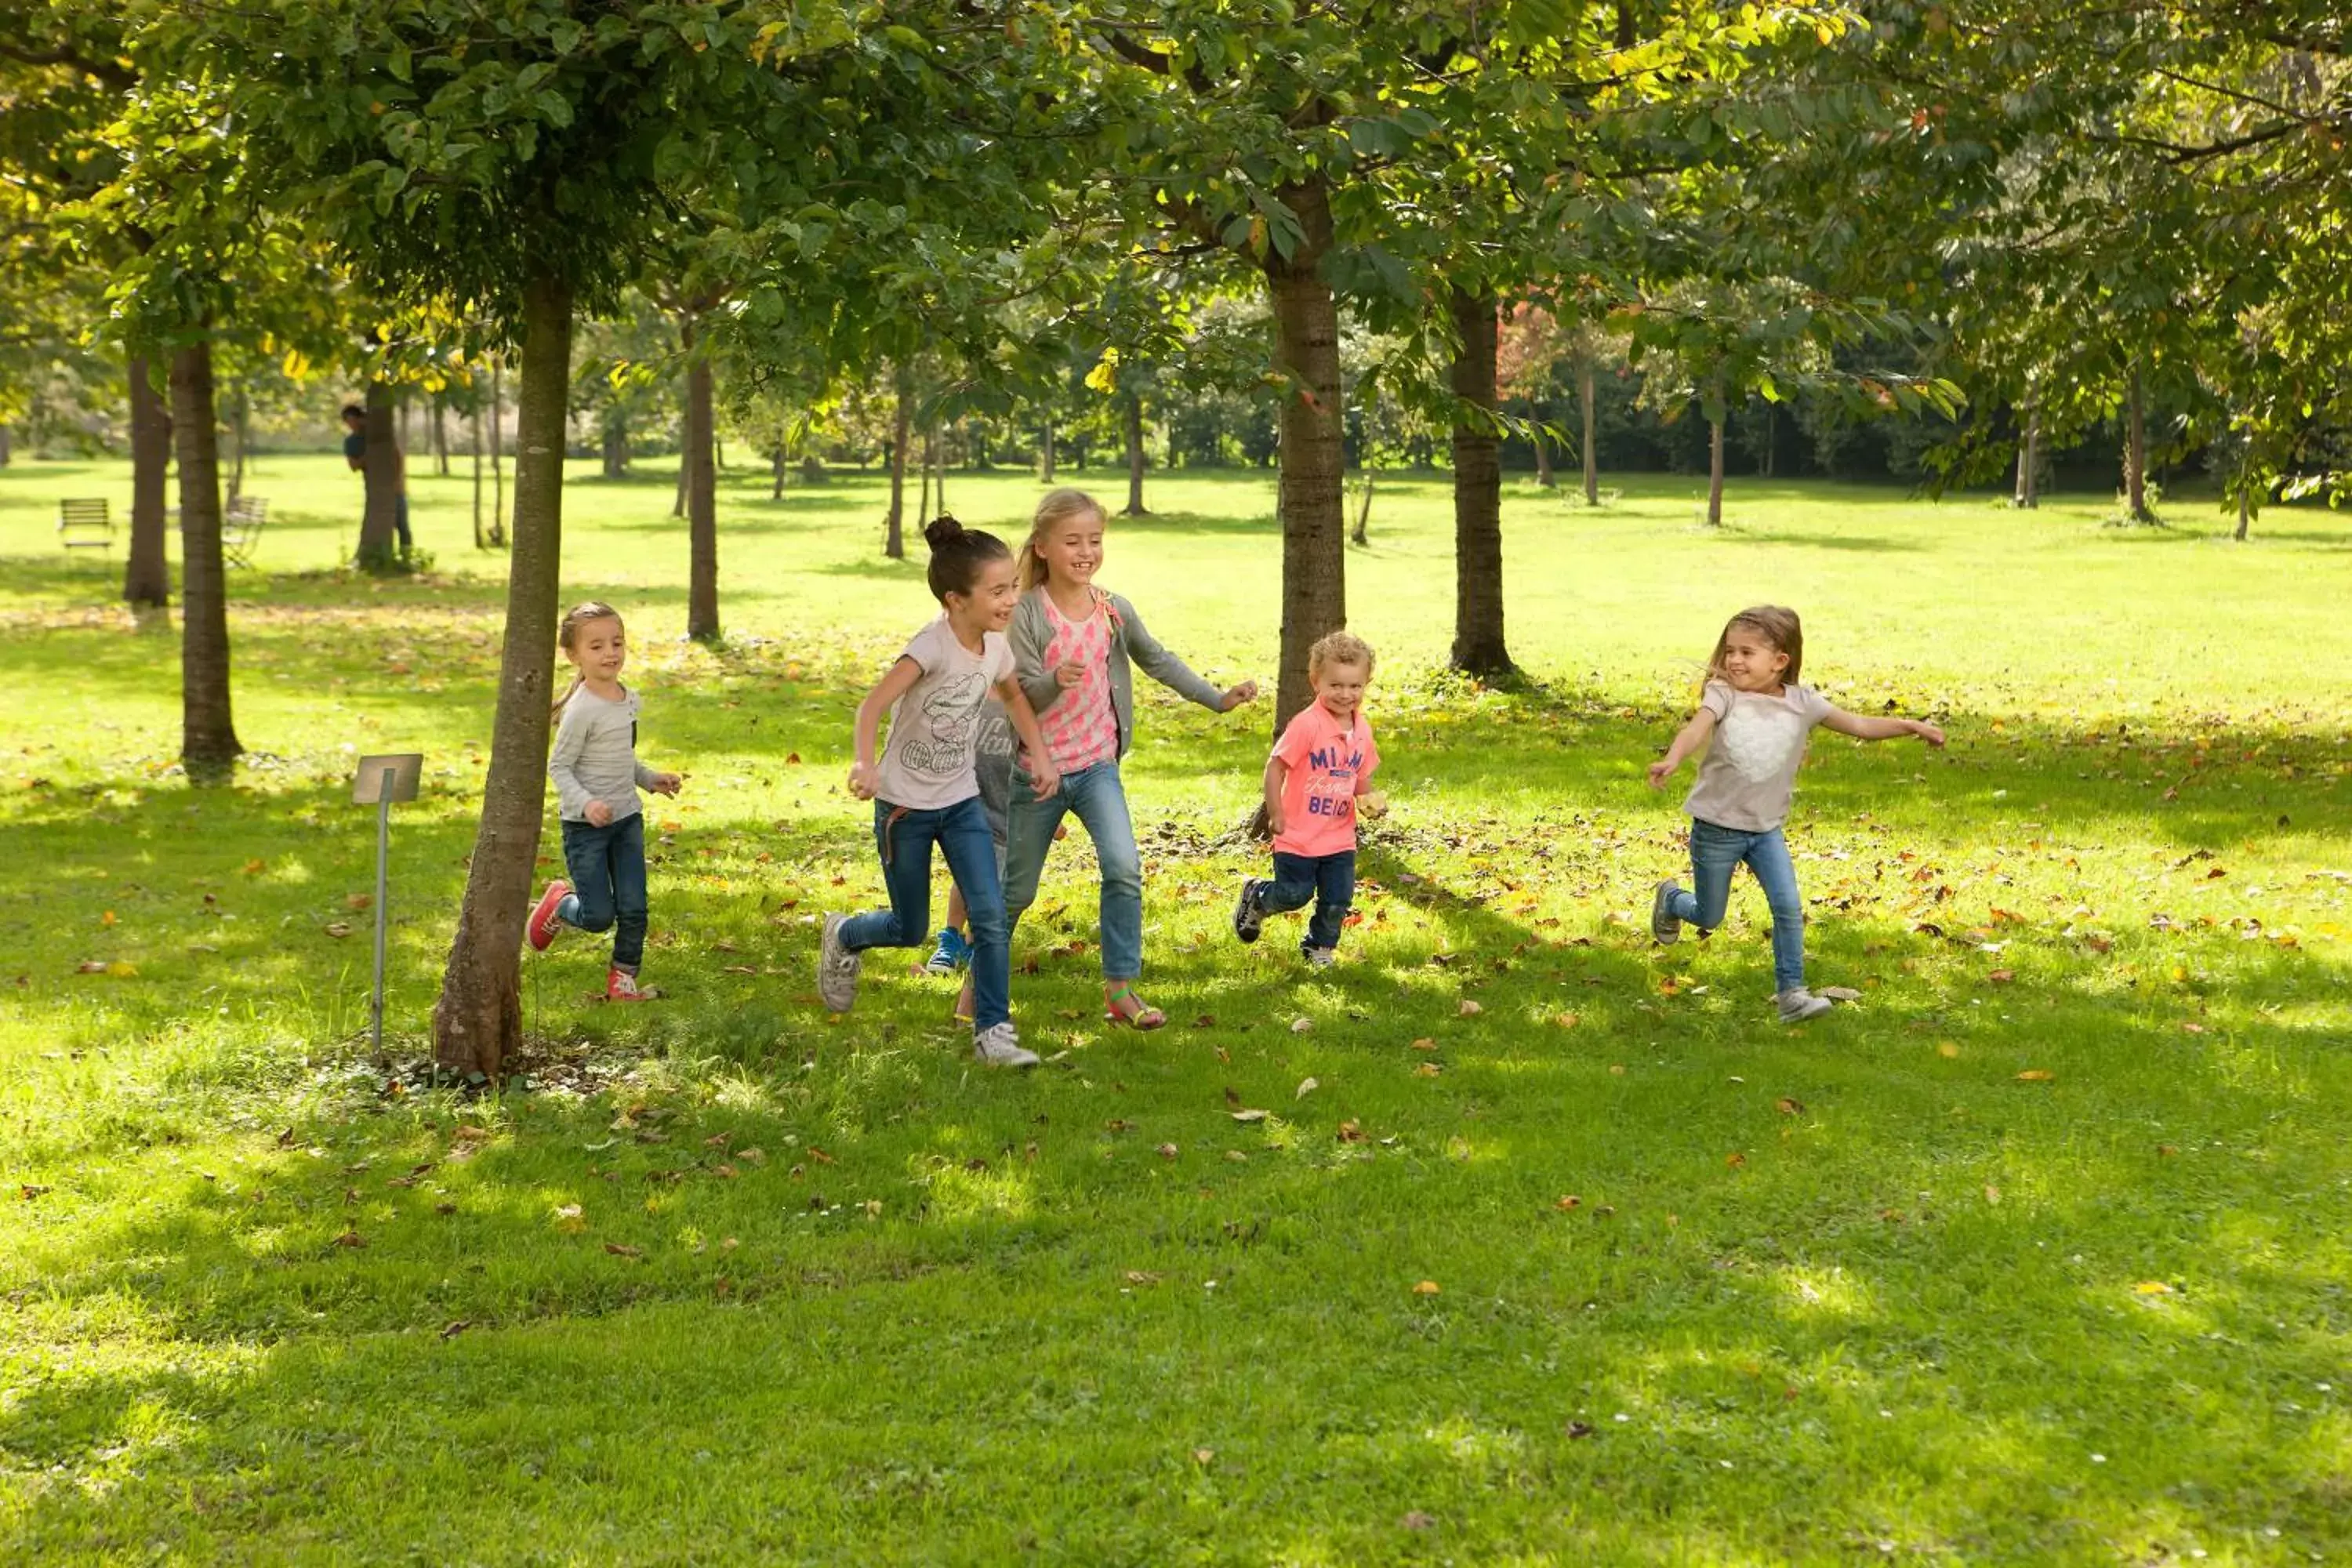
left=1645, top=605, right=1947, bottom=1022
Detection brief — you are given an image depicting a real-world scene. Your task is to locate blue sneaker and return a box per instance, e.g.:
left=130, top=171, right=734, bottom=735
left=923, top=926, right=971, bottom=975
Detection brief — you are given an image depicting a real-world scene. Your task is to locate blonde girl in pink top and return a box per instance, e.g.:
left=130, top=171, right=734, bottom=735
left=997, top=488, right=1260, bottom=1029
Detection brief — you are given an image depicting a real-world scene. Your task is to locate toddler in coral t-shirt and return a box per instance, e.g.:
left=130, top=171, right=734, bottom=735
left=1232, top=631, right=1384, bottom=967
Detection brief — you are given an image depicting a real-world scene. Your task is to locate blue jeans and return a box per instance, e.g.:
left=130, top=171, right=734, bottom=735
left=1261, top=849, right=1356, bottom=953
left=558, top=813, right=648, bottom=970
left=1668, top=820, right=1806, bottom=993
left=1004, top=760, right=1142, bottom=981
left=841, top=797, right=1010, bottom=1031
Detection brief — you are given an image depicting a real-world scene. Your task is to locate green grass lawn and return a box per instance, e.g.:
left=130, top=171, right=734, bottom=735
left=2, top=452, right=2349, bottom=1564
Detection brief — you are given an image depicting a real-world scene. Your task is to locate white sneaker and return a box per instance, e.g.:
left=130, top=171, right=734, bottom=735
left=1303, top=946, right=1336, bottom=968
left=972, top=1022, right=1039, bottom=1069
left=817, top=913, right=862, bottom=1013
left=1776, top=988, right=1833, bottom=1023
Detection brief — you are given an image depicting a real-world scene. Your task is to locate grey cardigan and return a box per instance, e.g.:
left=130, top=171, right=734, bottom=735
left=1011, top=589, right=1224, bottom=760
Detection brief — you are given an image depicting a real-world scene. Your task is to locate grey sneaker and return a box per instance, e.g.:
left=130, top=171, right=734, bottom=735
left=1303, top=946, right=1336, bottom=968
left=1232, top=879, right=1267, bottom=943
left=972, top=1021, right=1039, bottom=1069
left=1651, top=880, right=1682, bottom=945
left=1776, top=988, right=1833, bottom=1023
left=817, top=913, right=862, bottom=1013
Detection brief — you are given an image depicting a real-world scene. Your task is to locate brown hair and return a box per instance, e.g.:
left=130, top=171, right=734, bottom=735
left=923, top=515, right=1011, bottom=602
left=1308, top=630, right=1374, bottom=682
left=1015, top=488, right=1108, bottom=591
left=1707, top=604, right=1802, bottom=687
left=552, top=601, right=622, bottom=718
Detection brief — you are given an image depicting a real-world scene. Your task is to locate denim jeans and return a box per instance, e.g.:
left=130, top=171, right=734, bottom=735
left=1261, top=849, right=1356, bottom=953
left=558, top=812, right=648, bottom=970
left=1004, top=760, right=1143, bottom=981
left=1668, top=819, right=1806, bottom=993
left=841, top=796, right=1009, bottom=1031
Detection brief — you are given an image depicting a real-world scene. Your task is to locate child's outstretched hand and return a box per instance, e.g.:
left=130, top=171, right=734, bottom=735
left=1219, top=680, right=1259, bottom=712
left=585, top=800, right=615, bottom=827
left=846, top=761, right=880, bottom=800
left=1646, top=758, right=1678, bottom=790
left=1911, top=721, right=1948, bottom=748
left=649, top=771, right=684, bottom=797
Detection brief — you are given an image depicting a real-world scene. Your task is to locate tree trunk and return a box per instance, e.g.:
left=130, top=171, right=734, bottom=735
left=683, top=314, right=720, bottom=642
left=1532, top=398, right=1554, bottom=488
left=471, top=402, right=485, bottom=549
left=227, top=382, right=247, bottom=503
left=125, top=354, right=172, bottom=608
left=884, top=364, right=909, bottom=558
left=2122, top=364, right=2153, bottom=521
left=431, top=274, right=574, bottom=1082
left=2234, top=482, right=2250, bottom=542
left=2013, top=406, right=2040, bottom=508
left=934, top=424, right=947, bottom=514
left=1040, top=418, right=1056, bottom=484
left=918, top=425, right=935, bottom=524
left=1123, top=391, right=1149, bottom=516
left=1705, top=384, right=1726, bottom=528
left=357, top=379, right=401, bottom=568
left=1350, top=466, right=1374, bottom=546
left=433, top=397, right=450, bottom=477
left=1580, top=360, right=1599, bottom=505
left=490, top=360, right=506, bottom=546
left=1262, top=180, right=1345, bottom=735
left=0, top=425, right=9, bottom=465
left=1447, top=290, right=1512, bottom=678
left=771, top=442, right=787, bottom=500
left=170, top=342, right=241, bottom=779
left=601, top=413, right=627, bottom=481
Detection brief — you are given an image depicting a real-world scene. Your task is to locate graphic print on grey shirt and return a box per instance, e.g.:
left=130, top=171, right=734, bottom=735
left=549, top=685, right=659, bottom=822
left=1681, top=679, right=1834, bottom=833
left=874, top=617, right=1014, bottom=811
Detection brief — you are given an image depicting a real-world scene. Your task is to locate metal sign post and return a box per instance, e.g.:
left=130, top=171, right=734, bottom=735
left=351, top=753, right=423, bottom=1057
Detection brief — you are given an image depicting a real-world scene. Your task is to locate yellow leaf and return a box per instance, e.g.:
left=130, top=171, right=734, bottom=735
left=1412, top=1279, right=1440, bottom=1296
left=553, top=1203, right=586, bottom=1233
left=2015, top=1069, right=2054, bottom=1083
left=106, top=960, right=137, bottom=978
left=1936, top=1041, right=1961, bottom=1058
left=2134, top=1280, right=2172, bottom=1296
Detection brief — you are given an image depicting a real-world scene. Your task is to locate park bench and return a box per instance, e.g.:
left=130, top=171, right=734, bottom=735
left=57, top=498, right=112, bottom=554
left=223, top=494, right=268, bottom=568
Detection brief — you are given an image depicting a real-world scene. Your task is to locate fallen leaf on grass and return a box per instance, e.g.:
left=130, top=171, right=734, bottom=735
left=1229, top=1109, right=1268, bottom=1123
left=1410, top=1037, right=1438, bottom=1051
left=1984, top=1185, right=2001, bottom=1205
left=1552, top=1012, right=1580, bottom=1029
left=1295, top=1076, right=1319, bottom=1099
left=1413, top=1062, right=1443, bottom=1077
left=2015, top=1069, right=2055, bottom=1083
left=1156, top=1143, right=1180, bottom=1160
left=1123, top=1270, right=1162, bottom=1287
left=1726, top=1152, right=1747, bottom=1168
left=1565, top=1421, right=1594, bottom=1439
left=1555, top=1195, right=1582, bottom=1211
left=1774, top=1098, right=1804, bottom=1116
left=1985, top=968, right=2014, bottom=984
left=439, top=1320, right=470, bottom=1341
left=434, top=1202, right=456, bottom=1215
left=1402, top=1512, right=1436, bottom=1530
left=808, top=1148, right=836, bottom=1165
left=1817, top=985, right=1862, bottom=1002
left=1192, top=1447, right=1214, bottom=1465
left=1289, top=1017, right=1313, bottom=1034
left=1337, top=1120, right=1367, bottom=1143
left=2134, top=1280, right=2174, bottom=1296
left=735, top=1148, right=766, bottom=1165
left=325, top=922, right=353, bottom=939
left=553, top=1203, right=586, bottom=1232
left=1457, top=999, right=1483, bottom=1017
left=1936, top=1041, right=1962, bottom=1058
left=1412, top=1280, right=1441, bottom=1296
left=331, top=1230, right=365, bottom=1248
left=603, top=1242, right=643, bottom=1259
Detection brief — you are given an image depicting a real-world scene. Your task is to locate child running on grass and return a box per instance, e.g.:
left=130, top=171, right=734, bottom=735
left=527, top=601, right=683, bottom=1002
left=996, top=488, right=1259, bottom=1029
left=1646, top=604, right=1945, bottom=1022
left=819, top=517, right=1060, bottom=1068
left=1233, top=630, right=1384, bottom=967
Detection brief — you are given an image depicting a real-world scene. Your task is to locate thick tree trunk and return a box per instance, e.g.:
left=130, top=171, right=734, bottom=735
left=1040, top=418, right=1056, bottom=484
left=1705, top=385, right=1726, bottom=528
left=432, top=275, right=574, bottom=1082
left=125, top=355, right=172, bottom=608
left=2122, top=364, right=2153, bottom=521
left=1448, top=290, right=1512, bottom=678
left=884, top=365, right=909, bottom=558
left=683, top=314, right=719, bottom=642
left=471, top=403, right=485, bottom=549
left=601, top=415, right=628, bottom=481
left=2013, top=407, right=2040, bottom=508
left=357, top=379, right=401, bottom=568
left=1123, top=392, right=1149, bottom=516
left=1263, top=181, right=1345, bottom=735
left=1580, top=360, right=1599, bottom=505
left=489, top=360, right=506, bottom=546
left=170, top=342, right=241, bottom=779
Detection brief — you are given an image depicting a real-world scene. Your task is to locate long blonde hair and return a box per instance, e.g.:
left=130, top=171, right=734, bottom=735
left=552, top=601, right=622, bottom=718
left=1015, top=488, right=1109, bottom=592
left=1706, top=604, right=1803, bottom=688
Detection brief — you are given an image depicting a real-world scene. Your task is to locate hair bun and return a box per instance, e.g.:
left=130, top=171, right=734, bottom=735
left=923, top=515, right=966, bottom=550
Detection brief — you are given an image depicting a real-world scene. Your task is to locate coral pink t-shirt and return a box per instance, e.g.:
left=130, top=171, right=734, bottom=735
left=1272, top=702, right=1379, bottom=858
left=1035, top=593, right=1120, bottom=774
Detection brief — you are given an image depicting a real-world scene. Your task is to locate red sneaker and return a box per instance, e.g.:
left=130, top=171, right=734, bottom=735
left=606, top=967, right=656, bottom=1003
left=525, top=880, right=571, bottom=950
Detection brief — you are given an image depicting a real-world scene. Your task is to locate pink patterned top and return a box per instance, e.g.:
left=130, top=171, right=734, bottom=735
left=1036, top=591, right=1121, bottom=774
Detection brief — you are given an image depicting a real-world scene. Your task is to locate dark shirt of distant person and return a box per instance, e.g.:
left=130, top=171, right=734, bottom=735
left=341, top=403, right=411, bottom=555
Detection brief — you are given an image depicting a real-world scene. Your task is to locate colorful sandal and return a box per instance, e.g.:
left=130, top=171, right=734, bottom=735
left=1103, top=982, right=1167, bottom=1031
